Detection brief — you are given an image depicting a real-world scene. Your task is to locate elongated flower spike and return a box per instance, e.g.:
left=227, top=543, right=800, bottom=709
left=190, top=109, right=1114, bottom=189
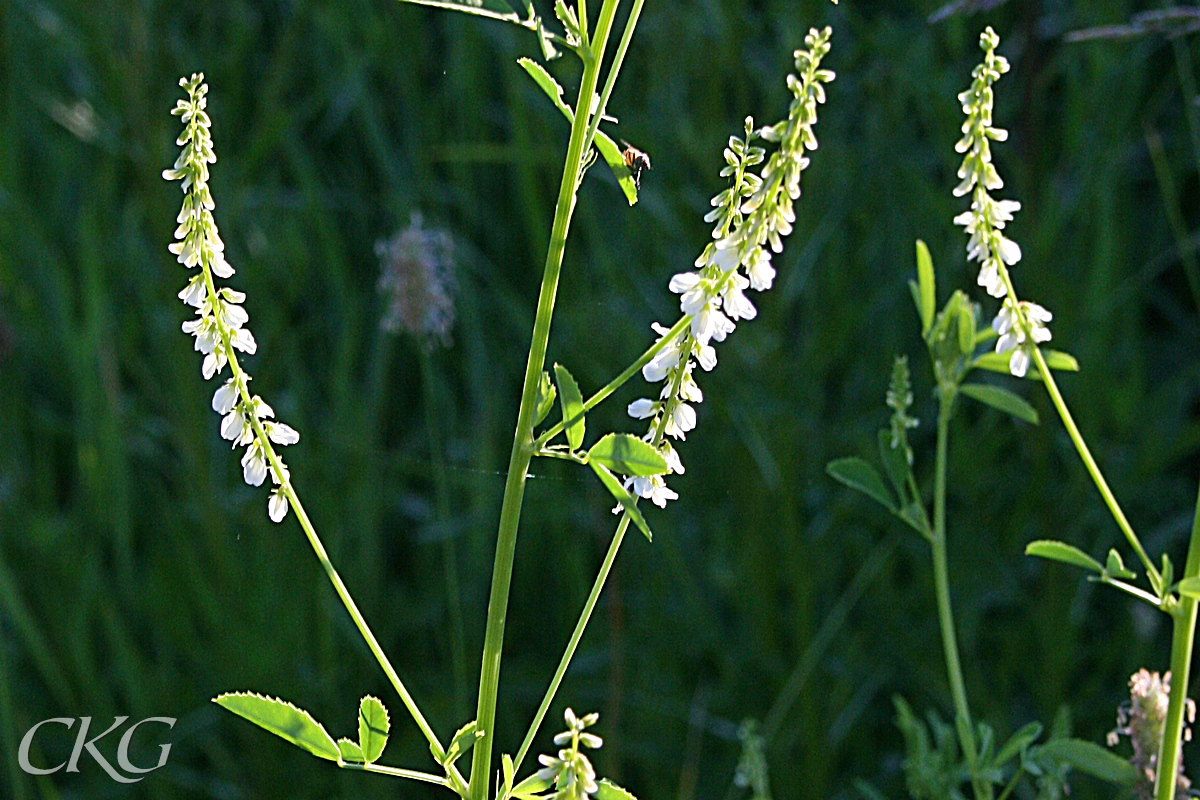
left=623, top=27, right=834, bottom=508
left=952, top=28, right=1054, bottom=378
left=165, top=74, right=300, bottom=522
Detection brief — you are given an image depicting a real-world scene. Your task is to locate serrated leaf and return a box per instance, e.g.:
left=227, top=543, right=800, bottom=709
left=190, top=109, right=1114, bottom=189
left=915, top=240, right=936, bottom=336
left=877, top=429, right=910, bottom=506
left=973, top=349, right=1079, bottom=380
left=1105, top=549, right=1136, bottom=581
left=588, top=433, right=668, bottom=477
left=214, top=692, right=339, bottom=761
left=994, top=721, right=1042, bottom=768
left=438, top=720, right=481, bottom=767
left=517, top=58, right=638, bottom=205
left=534, top=371, right=557, bottom=426
left=554, top=364, right=586, bottom=449
left=397, top=0, right=523, bottom=24
left=338, top=737, right=366, bottom=763
left=826, top=457, right=896, bottom=512
left=596, top=779, right=639, bottom=800
left=1025, top=540, right=1104, bottom=574
left=959, top=383, right=1039, bottom=425
left=590, top=461, right=652, bottom=541
left=1035, top=738, right=1137, bottom=785
left=358, top=696, right=389, bottom=764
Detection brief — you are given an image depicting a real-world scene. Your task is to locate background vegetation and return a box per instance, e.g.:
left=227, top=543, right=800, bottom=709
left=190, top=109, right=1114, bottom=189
left=1, top=0, right=1198, bottom=797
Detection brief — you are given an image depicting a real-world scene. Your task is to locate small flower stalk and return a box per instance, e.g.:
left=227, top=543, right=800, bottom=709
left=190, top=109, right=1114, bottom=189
left=164, top=74, right=299, bottom=522
left=537, top=709, right=604, bottom=800
left=1108, top=670, right=1195, bottom=800
left=887, top=355, right=919, bottom=465
left=624, top=27, right=835, bottom=507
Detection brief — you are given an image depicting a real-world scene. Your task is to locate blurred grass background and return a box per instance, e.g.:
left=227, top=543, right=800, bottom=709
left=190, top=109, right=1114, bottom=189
left=1, top=0, right=1199, bottom=797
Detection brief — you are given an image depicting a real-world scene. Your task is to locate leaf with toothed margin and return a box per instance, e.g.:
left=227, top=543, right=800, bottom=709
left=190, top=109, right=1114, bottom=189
left=214, top=692, right=339, bottom=761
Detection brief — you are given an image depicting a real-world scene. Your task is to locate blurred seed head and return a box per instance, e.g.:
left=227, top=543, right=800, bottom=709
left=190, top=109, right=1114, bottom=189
left=1108, top=669, right=1194, bottom=799
left=376, top=214, right=457, bottom=348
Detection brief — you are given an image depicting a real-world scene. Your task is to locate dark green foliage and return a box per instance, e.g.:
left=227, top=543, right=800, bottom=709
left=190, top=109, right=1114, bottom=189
left=0, top=2, right=1197, bottom=800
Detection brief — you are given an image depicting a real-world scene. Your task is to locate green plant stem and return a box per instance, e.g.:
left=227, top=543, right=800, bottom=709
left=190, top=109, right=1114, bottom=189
left=469, top=8, right=622, bottom=799
left=511, top=516, right=631, bottom=777
left=532, top=315, right=690, bottom=449
left=995, top=766, right=1025, bottom=800
left=197, top=266, right=464, bottom=788
left=583, top=0, right=645, bottom=149
left=1154, top=479, right=1200, bottom=800
left=1030, top=346, right=1157, bottom=582
left=419, top=345, right=469, bottom=718
left=339, top=763, right=452, bottom=786
left=931, top=396, right=985, bottom=800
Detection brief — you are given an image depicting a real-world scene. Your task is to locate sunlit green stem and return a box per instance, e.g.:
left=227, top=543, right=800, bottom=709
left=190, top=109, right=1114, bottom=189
left=932, top=396, right=986, bottom=800
left=1154, top=480, right=1200, bottom=800
left=532, top=315, right=690, bottom=450
left=196, top=266, right=463, bottom=788
left=512, top=517, right=631, bottom=776
left=469, top=7, right=622, bottom=799
left=419, top=346, right=469, bottom=717
left=1030, top=346, right=1157, bottom=582
left=340, top=762, right=452, bottom=787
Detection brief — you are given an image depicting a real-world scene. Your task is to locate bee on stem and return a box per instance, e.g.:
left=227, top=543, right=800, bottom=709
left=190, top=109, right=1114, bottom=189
left=620, top=140, right=651, bottom=190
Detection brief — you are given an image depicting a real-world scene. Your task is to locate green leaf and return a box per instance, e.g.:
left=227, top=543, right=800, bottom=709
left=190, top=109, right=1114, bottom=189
left=590, top=461, right=652, bottom=541
left=501, top=754, right=516, bottom=798
left=534, top=371, right=557, bottom=426
left=513, top=770, right=555, bottom=798
left=517, top=58, right=639, bottom=205
left=956, top=303, right=975, bottom=356
left=588, top=433, right=668, bottom=477
left=994, top=721, right=1043, bottom=768
left=357, top=696, right=389, bottom=764
left=826, top=457, right=896, bottom=512
left=1025, top=540, right=1104, bottom=574
left=973, top=349, right=1079, bottom=380
left=1177, top=576, right=1200, bottom=600
left=877, top=429, right=910, bottom=506
left=396, top=0, right=523, bottom=25
left=959, top=383, right=1039, bottom=425
left=897, top=502, right=930, bottom=538
left=915, top=240, right=936, bottom=336
left=1162, top=554, right=1175, bottom=596
left=1035, top=738, right=1137, bottom=785
left=554, top=364, right=586, bottom=450
left=338, top=737, right=366, bottom=763
left=1105, top=549, right=1136, bottom=581
left=438, top=720, right=482, bottom=767
left=214, top=692, right=339, bottom=761
left=595, top=779, right=639, bottom=800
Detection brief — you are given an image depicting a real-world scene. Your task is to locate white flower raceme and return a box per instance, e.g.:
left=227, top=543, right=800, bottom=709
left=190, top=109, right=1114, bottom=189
left=954, top=29, right=1055, bottom=379
left=992, top=298, right=1052, bottom=378
left=536, top=709, right=603, bottom=800
left=164, top=74, right=299, bottom=523
left=952, top=27, right=1023, bottom=300
left=621, top=28, right=834, bottom=509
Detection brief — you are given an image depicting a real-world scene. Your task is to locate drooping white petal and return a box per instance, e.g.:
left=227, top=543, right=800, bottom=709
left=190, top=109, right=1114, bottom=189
left=212, top=380, right=238, bottom=414
left=627, top=399, right=658, bottom=419
left=268, top=490, right=289, bottom=523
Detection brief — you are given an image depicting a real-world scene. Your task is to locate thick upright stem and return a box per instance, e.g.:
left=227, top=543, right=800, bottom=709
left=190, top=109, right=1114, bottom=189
left=932, top=398, right=986, bottom=799
left=1154, top=480, right=1200, bottom=800
left=469, top=9, right=621, bottom=798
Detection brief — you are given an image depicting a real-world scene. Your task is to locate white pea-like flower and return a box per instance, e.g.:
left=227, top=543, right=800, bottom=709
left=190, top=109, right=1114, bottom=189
left=619, top=28, right=834, bottom=509
left=992, top=299, right=1053, bottom=377
left=164, top=74, right=299, bottom=522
